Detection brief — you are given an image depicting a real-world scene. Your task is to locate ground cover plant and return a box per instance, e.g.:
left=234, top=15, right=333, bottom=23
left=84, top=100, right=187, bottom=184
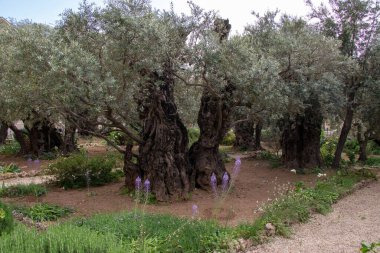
left=46, top=153, right=119, bottom=189
left=14, top=203, right=72, bottom=222
left=0, top=163, right=21, bottom=174
left=0, top=141, right=20, bottom=156
left=0, top=184, right=47, bottom=198
left=0, top=201, right=13, bottom=236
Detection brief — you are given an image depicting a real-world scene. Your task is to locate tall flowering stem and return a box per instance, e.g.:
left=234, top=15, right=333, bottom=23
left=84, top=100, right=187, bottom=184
left=210, top=172, right=218, bottom=197
left=222, top=172, right=229, bottom=192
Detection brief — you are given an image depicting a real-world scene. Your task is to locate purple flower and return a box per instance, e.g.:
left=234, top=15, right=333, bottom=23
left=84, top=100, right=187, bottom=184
left=210, top=173, right=217, bottom=191
left=222, top=172, right=229, bottom=191
left=192, top=204, right=199, bottom=217
left=144, top=179, right=150, bottom=193
left=135, top=176, right=142, bottom=191
left=233, top=157, right=241, bottom=177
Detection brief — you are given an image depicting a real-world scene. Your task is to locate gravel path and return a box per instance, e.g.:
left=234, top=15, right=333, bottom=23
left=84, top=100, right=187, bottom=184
left=247, top=178, right=380, bottom=253
left=0, top=176, right=54, bottom=188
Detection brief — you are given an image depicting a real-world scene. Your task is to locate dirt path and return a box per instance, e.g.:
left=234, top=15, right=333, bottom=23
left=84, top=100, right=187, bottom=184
left=247, top=177, right=380, bottom=253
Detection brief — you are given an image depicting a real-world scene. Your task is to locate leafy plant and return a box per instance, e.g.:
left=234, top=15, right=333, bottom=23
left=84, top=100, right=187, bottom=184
left=187, top=127, right=200, bottom=147
left=16, top=203, right=72, bottom=222
left=0, top=164, right=21, bottom=174
left=320, top=137, right=338, bottom=166
left=0, top=201, right=13, bottom=236
left=257, top=151, right=282, bottom=168
left=108, top=131, right=127, bottom=146
left=221, top=130, right=236, bottom=146
left=46, top=153, right=118, bottom=189
left=367, top=141, right=380, bottom=155
left=365, top=157, right=380, bottom=167
left=0, top=141, right=20, bottom=155
left=361, top=241, right=380, bottom=253
left=0, top=184, right=47, bottom=198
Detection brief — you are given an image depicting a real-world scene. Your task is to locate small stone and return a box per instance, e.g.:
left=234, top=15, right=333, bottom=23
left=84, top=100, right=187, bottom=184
left=265, top=222, right=276, bottom=236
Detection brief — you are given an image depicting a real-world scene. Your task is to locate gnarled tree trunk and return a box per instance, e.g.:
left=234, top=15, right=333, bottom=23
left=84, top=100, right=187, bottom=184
left=280, top=96, right=323, bottom=170
left=0, top=122, right=8, bottom=144
left=189, top=83, right=235, bottom=189
left=123, top=142, right=140, bottom=190
left=28, top=120, right=63, bottom=156
left=138, top=66, right=192, bottom=201
left=234, top=118, right=255, bottom=150
left=8, top=123, right=30, bottom=155
left=357, top=124, right=369, bottom=162
left=61, top=120, right=77, bottom=155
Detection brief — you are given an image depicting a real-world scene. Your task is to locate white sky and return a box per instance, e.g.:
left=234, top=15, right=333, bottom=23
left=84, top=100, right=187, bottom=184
left=150, top=0, right=328, bottom=33
left=0, top=0, right=327, bottom=32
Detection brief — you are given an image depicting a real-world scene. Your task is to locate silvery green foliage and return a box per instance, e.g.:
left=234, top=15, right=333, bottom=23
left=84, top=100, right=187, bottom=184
left=245, top=13, right=355, bottom=120
left=0, top=22, right=59, bottom=127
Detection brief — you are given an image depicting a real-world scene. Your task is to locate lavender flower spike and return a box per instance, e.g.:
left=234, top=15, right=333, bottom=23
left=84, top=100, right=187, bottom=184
left=210, top=173, right=217, bottom=191
left=144, top=179, right=151, bottom=193
left=192, top=204, right=199, bottom=218
left=222, top=172, right=229, bottom=192
left=135, top=176, right=142, bottom=191
left=233, top=157, right=241, bottom=177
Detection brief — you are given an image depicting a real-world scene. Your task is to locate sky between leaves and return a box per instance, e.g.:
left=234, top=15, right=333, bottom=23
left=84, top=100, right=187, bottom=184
left=0, top=0, right=327, bottom=33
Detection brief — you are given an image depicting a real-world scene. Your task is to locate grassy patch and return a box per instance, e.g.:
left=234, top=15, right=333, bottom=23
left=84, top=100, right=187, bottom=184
left=0, top=164, right=21, bottom=174
left=0, top=141, right=20, bottom=155
left=15, top=203, right=72, bottom=222
left=365, top=157, right=380, bottom=167
left=235, top=169, right=376, bottom=242
left=0, top=184, right=47, bottom=198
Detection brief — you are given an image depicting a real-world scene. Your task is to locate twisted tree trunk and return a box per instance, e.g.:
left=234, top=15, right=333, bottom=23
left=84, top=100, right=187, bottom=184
left=123, top=142, right=140, bottom=190
left=8, top=123, right=30, bottom=155
left=61, top=120, right=77, bottom=155
left=0, top=122, right=8, bottom=144
left=234, top=118, right=255, bottom=150
left=255, top=120, right=263, bottom=150
left=138, top=66, right=192, bottom=201
left=280, top=96, right=323, bottom=171
left=189, top=83, right=235, bottom=189
left=28, top=120, right=63, bottom=156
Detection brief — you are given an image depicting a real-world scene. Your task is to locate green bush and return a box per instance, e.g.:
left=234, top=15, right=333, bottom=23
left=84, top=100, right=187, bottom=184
left=221, top=130, right=236, bottom=146
left=256, top=151, right=282, bottom=168
left=0, top=184, right=47, bottom=198
left=15, top=203, right=72, bottom=222
left=344, top=139, right=359, bottom=153
left=320, top=137, right=338, bottom=166
left=108, top=131, right=127, bottom=146
left=46, top=153, right=118, bottom=189
left=0, top=164, right=21, bottom=174
left=365, top=157, right=380, bottom=166
left=187, top=127, right=200, bottom=147
left=367, top=141, right=380, bottom=155
left=0, top=141, right=20, bottom=155
left=0, top=201, right=13, bottom=236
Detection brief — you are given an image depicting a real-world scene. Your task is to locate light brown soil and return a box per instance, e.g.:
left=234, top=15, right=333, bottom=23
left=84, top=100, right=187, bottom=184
left=1, top=154, right=318, bottom=226
left=247, top=175, right=380, bottom=253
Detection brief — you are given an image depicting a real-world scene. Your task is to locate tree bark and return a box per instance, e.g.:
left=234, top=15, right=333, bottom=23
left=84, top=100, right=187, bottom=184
left=357, top=124, right=369, bottom=162
left=123, top=142, right=140, bottom=190
left=8, top=123, right=30, bottom=155
left=280, top=96, right=323, bottom=170
left=189, top=83, right=235, bottom=189
left=61, top=121, right=77, bottom=155
left=138, top=66, right=192, bottom=201
left=255, top=120, right=263, bottom=150
left=332, top=87, right=356, bottom=168
left=28, top=120, right=63, bottom=156
left=234, top=118, right=255, bottom=150
left=0, top=122, right=8, bottom=144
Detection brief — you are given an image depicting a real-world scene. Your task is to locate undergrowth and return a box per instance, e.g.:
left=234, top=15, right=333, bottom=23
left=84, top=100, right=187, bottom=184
left=0, top=184, right=47, bottom=198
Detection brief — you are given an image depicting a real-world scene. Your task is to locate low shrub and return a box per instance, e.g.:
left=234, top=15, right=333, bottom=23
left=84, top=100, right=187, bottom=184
left=15, top=203, right=72, bottom=222
left=108, top=131, right=127, bottom=146
left=365, top=157, right=380, bottom=166
left=221, top=130, right=236, bottom=146
left=320, top=137, right=338, bottom=166
left=0, top=184, right=47, bottom=198
left=256, top=151, right=282, bottom=168
left=46, top=153, right=118, bottom=189
left=367, top=141, right=380, bottom=155
left=0, top=201, right=13, bottom=236
left=344, top=139, right=359, bottom=153
left=187, top=127, right=200, bottom=147
left=0, top=141, right=20, bottom=155
left=0, top=164, right=21, bottom=174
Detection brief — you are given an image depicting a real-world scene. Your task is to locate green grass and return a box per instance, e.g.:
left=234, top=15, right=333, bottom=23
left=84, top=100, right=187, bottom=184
left=0, top=141, right=20, bottom=155
left=0, top=184, right=47, bottom=198
left=0, top=168, right=375, bottom=252
left=365, top=157, right=380, bottom=167
left=0, top=163, right=21, bottom=174
left=15, top=203, right=72, bottom=222
left=235, top=169, right=376, bottom=241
